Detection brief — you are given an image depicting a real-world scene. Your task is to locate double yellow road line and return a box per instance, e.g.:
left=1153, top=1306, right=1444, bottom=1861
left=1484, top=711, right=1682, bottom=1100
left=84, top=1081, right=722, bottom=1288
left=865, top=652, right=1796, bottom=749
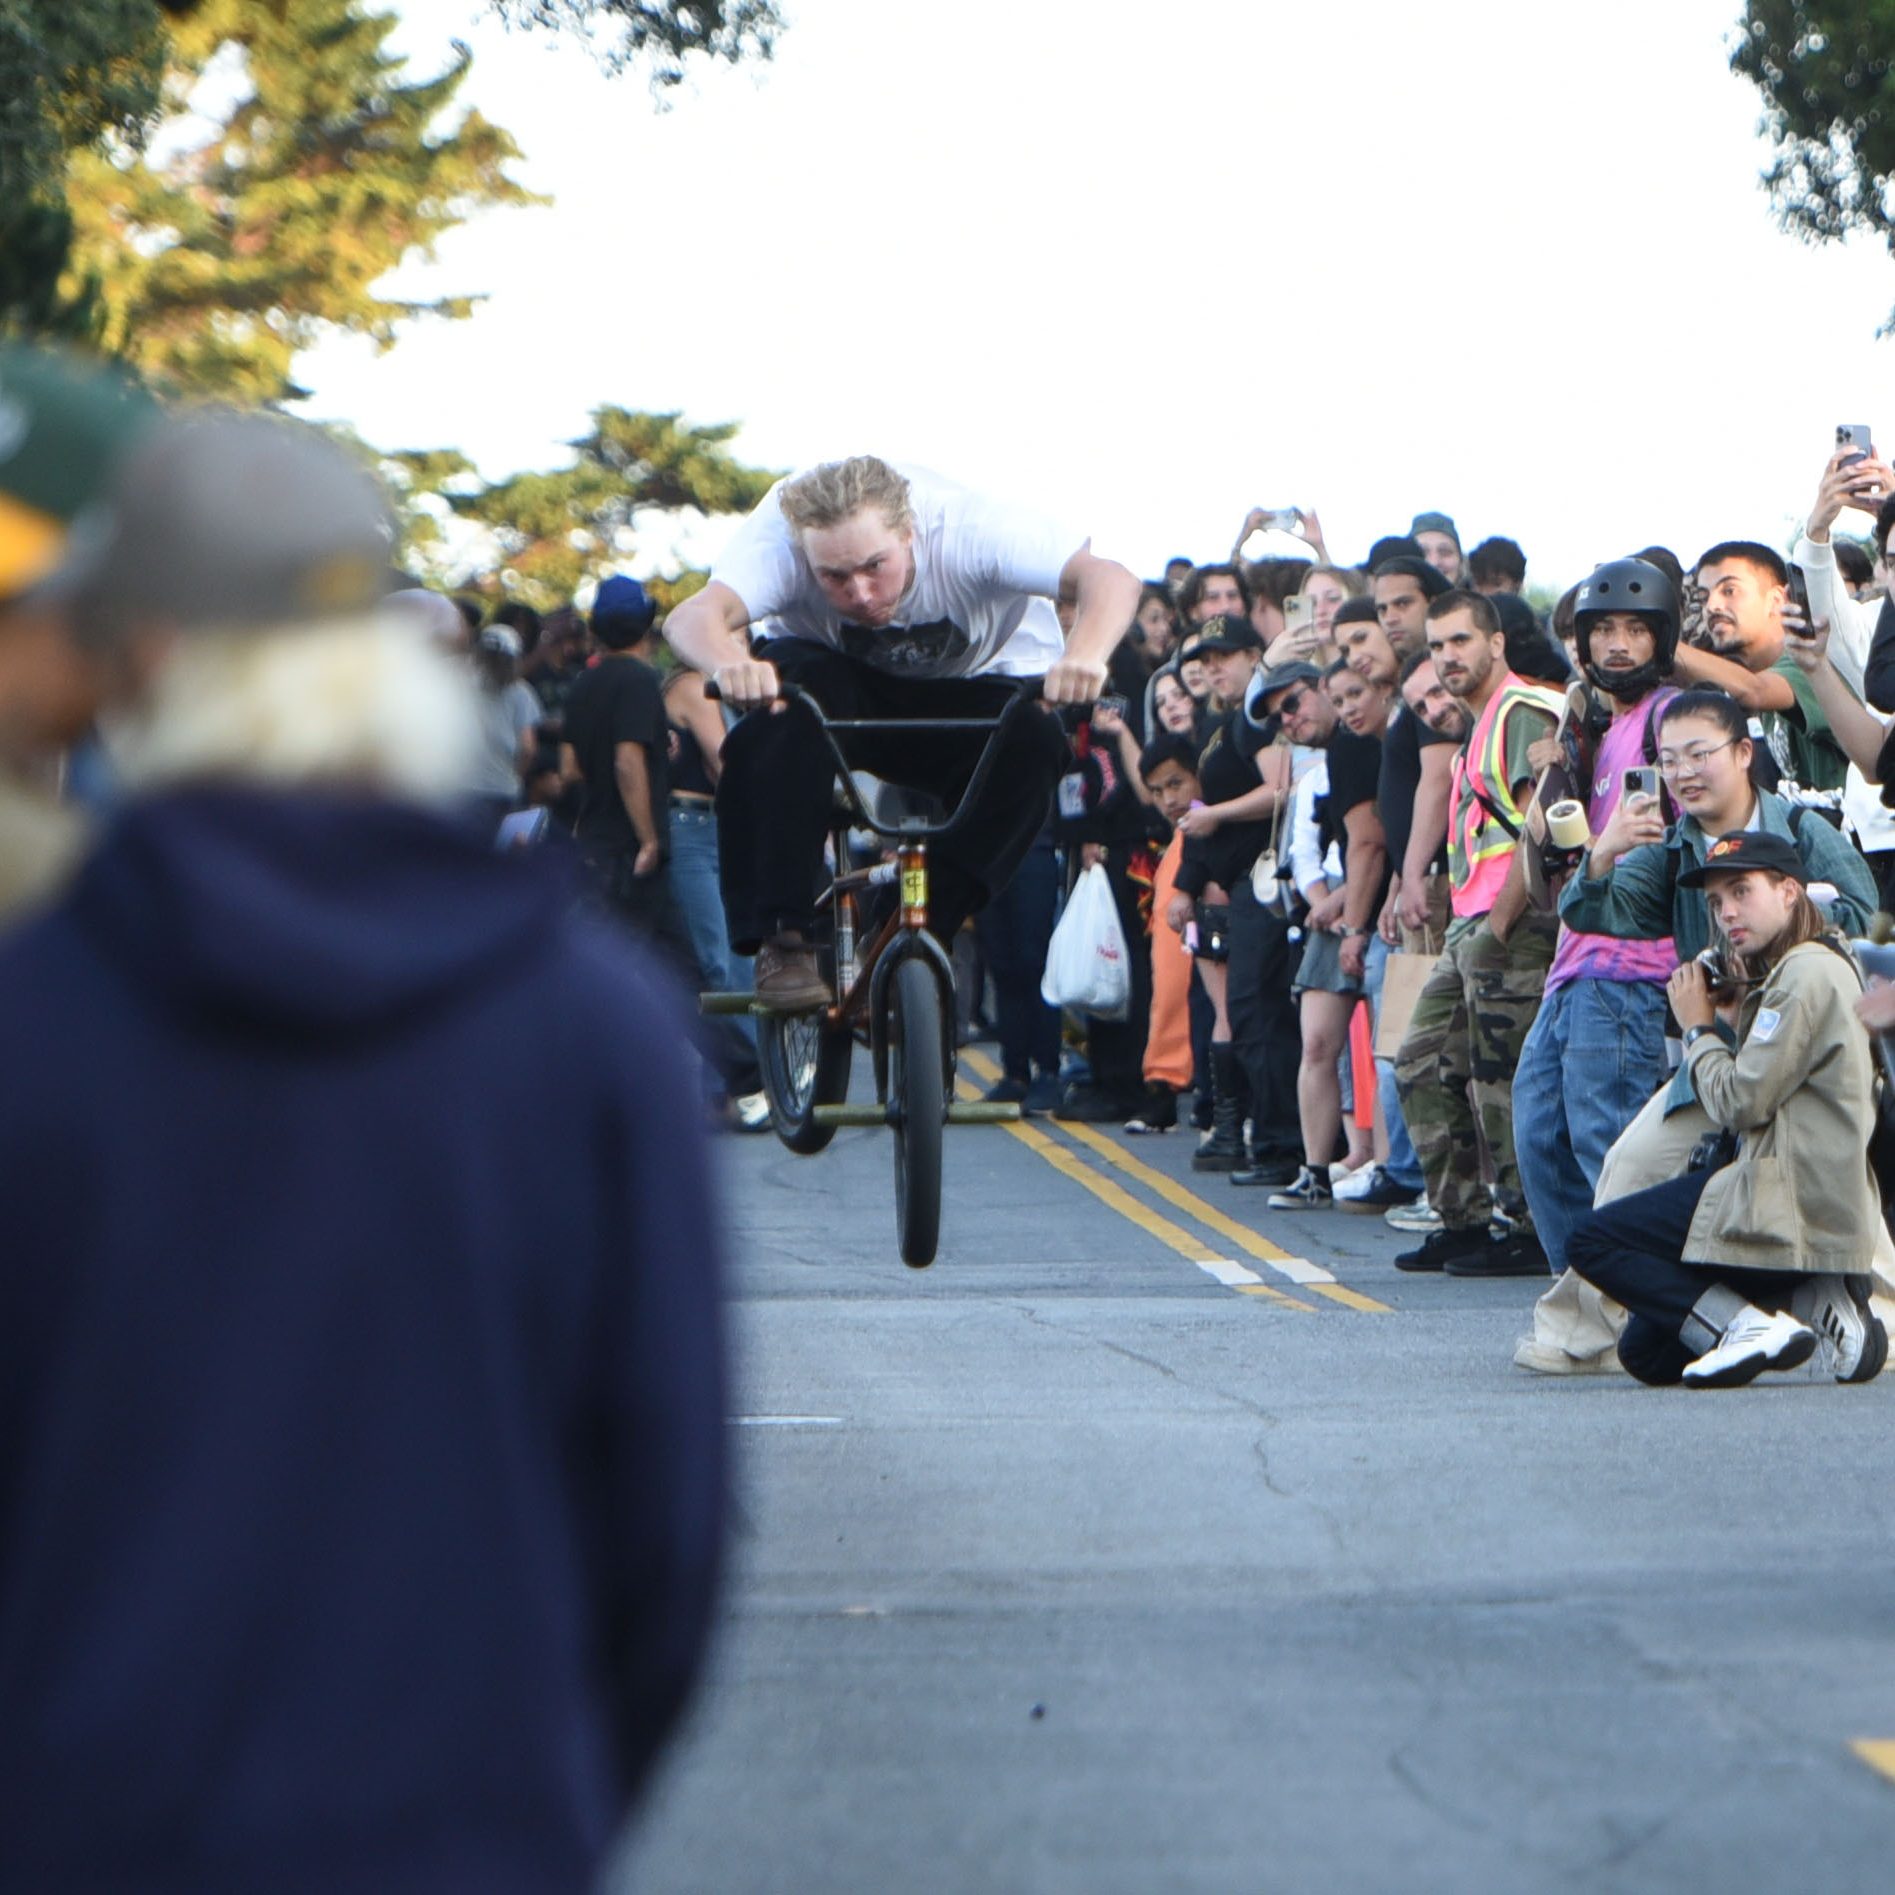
left=957, top=1048, right=1389, bottom=1315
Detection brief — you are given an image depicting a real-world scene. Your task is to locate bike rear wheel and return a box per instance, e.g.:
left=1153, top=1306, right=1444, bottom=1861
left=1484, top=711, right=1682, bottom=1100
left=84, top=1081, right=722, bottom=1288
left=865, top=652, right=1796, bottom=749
left=759, top=1009, right=854, bottom=1154
left=889, top=955, right=946, bottom=1267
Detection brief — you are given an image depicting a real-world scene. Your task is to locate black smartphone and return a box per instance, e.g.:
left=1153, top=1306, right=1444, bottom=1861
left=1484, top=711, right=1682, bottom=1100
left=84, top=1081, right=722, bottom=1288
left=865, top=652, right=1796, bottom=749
left=1095, top=693, right=1128, bottom=721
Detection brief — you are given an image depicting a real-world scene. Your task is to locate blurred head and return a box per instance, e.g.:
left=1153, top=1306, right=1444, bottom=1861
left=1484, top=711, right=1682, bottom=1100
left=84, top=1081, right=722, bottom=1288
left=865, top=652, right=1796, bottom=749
left=1338, top=605, right=1399, bottom=691
left=1152, top=669, right=1198, bottom=736
left=1164, top=555, right=1194, bottom=596
left=779, top=457, right=916, bottom=626
left=1410, top=511, right=1462, bottom=584
left=1372, top=556, right=1446, bottom=652
left=1302, top=564, right=1364, bottom=639
left=1178, top=651, right=1211, bottom=700
left=591, top=575, right=658, bottom=652
left=1657, top=690, right=1754, bottom=829
left=473, top=622, right=522, bottom=692
left=1400, top=649, right=1470, bottom=739
left=1139, top=732, right=1201, bottom=822
left=1325, top=660, right=1390, bottom=738
left=1694, top=540, right=1787, bottom=669
left=1135, top=586, right=1178, bottom=658
left=1262, top=671, right=1334, bottom=747
left=1178, top=562, right=1251, bottom=624
left=1467, top=536, right=1527, bottom=594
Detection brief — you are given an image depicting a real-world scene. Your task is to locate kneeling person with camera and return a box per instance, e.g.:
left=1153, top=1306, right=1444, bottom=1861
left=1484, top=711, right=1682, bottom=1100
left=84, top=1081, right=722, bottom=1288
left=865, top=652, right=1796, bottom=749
left=1566, top=832, right=1887, bottom=1387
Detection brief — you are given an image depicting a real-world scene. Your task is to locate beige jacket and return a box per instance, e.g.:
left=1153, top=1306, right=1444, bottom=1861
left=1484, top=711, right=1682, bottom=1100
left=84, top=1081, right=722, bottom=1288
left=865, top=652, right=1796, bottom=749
left=1683, top=937, right=1880, bottom=1276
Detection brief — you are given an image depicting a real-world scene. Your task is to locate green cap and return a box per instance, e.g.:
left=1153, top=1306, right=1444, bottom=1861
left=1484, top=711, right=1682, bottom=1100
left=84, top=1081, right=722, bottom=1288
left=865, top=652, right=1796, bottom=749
left=0, top=343, right=158, bottom=600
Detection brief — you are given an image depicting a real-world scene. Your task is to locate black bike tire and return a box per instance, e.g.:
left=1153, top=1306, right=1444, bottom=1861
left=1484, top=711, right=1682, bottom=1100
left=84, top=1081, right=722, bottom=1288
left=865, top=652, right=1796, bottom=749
left=890, top=956, right=946, bottom=1267
left=759, top=1011, right=853, bottom=1155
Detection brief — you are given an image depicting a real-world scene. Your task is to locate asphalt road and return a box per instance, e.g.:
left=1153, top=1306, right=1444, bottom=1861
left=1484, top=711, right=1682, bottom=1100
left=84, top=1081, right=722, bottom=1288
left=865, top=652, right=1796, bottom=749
left=612, top=1046, right=1895, bottom=1894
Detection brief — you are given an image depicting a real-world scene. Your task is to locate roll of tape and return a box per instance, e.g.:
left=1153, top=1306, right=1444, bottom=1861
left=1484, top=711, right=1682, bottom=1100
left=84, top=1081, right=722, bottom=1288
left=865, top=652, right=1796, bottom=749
left=1546, top=799, right=1590, bottom=850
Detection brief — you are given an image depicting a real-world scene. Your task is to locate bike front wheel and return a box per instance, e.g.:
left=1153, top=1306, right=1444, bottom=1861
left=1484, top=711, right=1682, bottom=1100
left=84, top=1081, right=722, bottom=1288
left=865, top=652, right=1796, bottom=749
left=889, top=955, right=946, bottom=1267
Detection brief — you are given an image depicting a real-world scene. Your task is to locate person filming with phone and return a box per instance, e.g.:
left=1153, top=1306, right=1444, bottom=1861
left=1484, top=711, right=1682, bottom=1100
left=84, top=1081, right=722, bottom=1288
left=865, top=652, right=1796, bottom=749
left=1565, top=832, right=1886, bottom=1387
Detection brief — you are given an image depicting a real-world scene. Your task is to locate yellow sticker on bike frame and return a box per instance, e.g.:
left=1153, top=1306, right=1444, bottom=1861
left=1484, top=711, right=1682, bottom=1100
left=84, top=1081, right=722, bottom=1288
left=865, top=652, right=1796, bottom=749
left=901, top=865, right=928, bottom=909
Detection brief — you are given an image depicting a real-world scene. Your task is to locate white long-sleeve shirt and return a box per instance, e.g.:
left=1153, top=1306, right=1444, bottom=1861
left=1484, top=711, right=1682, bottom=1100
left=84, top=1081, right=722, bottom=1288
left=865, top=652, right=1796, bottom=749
left=1792, top=532, right=1895, bottom=852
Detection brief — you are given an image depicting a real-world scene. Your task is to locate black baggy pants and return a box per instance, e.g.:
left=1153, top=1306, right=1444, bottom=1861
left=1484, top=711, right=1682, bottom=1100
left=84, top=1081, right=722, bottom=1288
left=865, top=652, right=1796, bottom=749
left=1567, top=1167, right=1801, bottom=1385
left=1227, top=880, right=1302, bottom=1161
left=975, top=826, right=1062, bottom=1083
left=716, top=642, right=1070, bottom=954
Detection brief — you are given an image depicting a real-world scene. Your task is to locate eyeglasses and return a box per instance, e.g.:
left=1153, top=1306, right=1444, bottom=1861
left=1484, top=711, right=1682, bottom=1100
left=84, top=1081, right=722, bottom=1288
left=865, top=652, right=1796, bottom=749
left=1274, top=687, right=1313, bottom=714
left=1656, top=738, right=1736, bottom=777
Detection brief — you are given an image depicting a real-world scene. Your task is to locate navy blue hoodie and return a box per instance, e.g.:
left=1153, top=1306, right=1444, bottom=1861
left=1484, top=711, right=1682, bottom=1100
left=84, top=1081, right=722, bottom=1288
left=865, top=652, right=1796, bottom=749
left=0, top=787, right=726, bottom=1893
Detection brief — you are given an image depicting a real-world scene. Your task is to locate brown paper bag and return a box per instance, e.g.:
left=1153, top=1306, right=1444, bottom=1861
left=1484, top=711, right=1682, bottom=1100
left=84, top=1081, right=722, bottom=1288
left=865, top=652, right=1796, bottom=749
left=1373, top=942, right=1442, bottom=1060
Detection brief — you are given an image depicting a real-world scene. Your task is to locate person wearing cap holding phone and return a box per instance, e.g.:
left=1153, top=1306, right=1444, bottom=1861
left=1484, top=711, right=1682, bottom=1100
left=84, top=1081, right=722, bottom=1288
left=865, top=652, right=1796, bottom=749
left=1566, top=830, right=1886, bottom=1387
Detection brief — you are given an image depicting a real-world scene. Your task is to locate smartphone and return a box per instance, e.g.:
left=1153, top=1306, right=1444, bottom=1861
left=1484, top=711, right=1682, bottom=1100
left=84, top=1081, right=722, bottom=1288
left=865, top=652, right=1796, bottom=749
left=1838, top=423, right=1874, bottom=468
left=1282, top=593, right=1317, bottom=640
left=1624, top=766, right=1661, bottom=805
left=1262, top=508, right=1302, bottom=534
left=1095, top=693, right=1128, bottom=721
left=1785, top=563, right=1812, bottom=625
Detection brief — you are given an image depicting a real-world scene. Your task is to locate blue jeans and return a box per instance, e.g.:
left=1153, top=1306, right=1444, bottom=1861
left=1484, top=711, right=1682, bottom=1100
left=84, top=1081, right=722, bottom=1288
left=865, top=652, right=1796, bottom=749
left=1512, top=975, right=1669, bottom=1274
left=1365, top=935, right=1423, bottom=1192
left=669, top=803, right=757, bottom=1093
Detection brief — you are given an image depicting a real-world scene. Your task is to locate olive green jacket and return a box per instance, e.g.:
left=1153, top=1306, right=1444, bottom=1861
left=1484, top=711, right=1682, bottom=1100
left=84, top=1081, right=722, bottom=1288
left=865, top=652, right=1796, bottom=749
left=1683, top=937, right=1880, bottom=1276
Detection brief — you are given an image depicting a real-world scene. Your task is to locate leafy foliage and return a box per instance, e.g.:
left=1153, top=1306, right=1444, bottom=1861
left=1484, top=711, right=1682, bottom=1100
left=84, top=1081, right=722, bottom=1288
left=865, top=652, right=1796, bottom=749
left=63, top=0, right=541, bottom=402
left=1731, top=3, right=1895, bottom=322
left=488, top=0, right=780, bottom=86
left=385, top=406, right=780, bottom=608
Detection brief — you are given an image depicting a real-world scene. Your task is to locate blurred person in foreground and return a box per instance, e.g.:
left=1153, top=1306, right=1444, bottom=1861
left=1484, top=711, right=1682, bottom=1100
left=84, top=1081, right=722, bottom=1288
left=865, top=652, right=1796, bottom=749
left=0, top=413, right=726, bottom=1893
left=0, top=343, right=157, bottom=916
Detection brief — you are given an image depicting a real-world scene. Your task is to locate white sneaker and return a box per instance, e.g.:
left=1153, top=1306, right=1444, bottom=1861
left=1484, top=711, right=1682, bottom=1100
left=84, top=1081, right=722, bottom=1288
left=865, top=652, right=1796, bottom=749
left=734, top=1091, right=772, bottom=1133
left=1384, top=1198, right=1442, bottom=1234
left=1682, top=1306, right=1819, bottom=1389
left=1790, top=1274, right=1889, bottom=1384
left=1512, top=1336, right=1625, bottom=1376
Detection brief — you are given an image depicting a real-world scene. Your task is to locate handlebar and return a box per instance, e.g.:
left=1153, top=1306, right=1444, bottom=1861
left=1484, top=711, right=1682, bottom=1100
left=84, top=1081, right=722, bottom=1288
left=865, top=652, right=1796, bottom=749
left=701, top=673, right=1058, bottom=841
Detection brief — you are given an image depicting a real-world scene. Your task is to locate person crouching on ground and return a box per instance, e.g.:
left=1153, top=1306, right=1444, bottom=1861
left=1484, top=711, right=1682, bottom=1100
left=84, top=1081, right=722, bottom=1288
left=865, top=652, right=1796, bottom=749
left=1565, top=831, right=1887, bottom=1387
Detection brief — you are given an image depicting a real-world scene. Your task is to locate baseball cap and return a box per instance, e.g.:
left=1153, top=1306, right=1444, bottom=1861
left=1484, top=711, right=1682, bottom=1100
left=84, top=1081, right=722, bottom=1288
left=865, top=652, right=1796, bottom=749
left=591, top=574, right=655, bottom=633
left=53, top=410, right=394, bottom=642
left=475, top=623, right=523, bottom=659
left=0, top=343, right=158, bottom=601
left=1243, top=660, right=1322, bottom=732
left=1676, top=831, right=1807, bottom=888
left=1187, top=613, right=1263, bottom=656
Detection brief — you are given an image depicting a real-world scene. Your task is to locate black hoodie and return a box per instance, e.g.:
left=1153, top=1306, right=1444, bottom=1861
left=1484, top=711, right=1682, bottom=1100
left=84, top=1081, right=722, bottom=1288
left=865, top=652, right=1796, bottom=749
left=0, top=786, right=726, bottom=1893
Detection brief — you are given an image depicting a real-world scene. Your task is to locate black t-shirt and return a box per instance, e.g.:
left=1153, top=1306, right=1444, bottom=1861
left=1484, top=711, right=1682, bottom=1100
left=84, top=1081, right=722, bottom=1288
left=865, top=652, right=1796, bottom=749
left=1177, top=708, right=1273, bottom=896
left=1378, top=706, right=1454, bottom=877
left=564, top=655, right=669, bottom=854
left=1321, top=728, right=1391, bottom=910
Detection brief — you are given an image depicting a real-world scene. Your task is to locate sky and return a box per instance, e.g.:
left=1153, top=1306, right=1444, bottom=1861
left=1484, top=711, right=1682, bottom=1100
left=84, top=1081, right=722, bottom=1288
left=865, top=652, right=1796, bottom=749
left=293, top=0, right=1895, bottom=592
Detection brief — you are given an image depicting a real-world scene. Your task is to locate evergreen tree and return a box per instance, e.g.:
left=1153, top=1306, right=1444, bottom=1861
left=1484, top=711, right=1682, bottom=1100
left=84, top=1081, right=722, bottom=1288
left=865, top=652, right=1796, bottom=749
left=387, top=407, right=781, bottom=608
left=64, top=0, right=541, bottom=402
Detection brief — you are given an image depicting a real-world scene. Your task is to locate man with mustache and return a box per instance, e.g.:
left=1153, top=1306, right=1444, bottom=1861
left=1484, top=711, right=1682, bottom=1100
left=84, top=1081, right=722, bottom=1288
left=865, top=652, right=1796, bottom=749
left=1673, top=540, right=1849, bottom=798
left=1393, top=591, right=1564, bottom=1275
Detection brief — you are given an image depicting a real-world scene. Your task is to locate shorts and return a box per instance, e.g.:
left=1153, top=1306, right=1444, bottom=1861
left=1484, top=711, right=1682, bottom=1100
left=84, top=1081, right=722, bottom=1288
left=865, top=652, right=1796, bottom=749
left=1293, top=928, right=1363, bottom=998
left=1191, top=901, right=1231, bottom=963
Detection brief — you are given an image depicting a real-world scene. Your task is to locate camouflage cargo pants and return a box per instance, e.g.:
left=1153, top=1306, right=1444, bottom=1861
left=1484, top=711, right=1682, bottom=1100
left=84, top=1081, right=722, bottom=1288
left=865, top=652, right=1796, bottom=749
left=1394, top=913, right=1556, bottom=1232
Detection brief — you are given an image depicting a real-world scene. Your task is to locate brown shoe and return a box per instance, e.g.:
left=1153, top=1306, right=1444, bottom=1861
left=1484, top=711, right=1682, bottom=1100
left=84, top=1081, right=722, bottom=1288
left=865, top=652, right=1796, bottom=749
left=753, top=940, right=830, bottom=1011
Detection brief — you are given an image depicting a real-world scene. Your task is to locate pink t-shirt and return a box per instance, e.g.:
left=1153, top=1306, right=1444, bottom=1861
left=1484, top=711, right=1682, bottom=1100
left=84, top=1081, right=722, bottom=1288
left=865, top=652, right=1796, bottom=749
left=1545, top=691, right=1680, bottom=994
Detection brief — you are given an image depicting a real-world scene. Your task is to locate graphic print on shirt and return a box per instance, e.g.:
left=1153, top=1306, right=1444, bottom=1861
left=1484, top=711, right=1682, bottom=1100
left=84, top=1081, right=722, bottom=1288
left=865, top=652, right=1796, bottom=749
left=838, top=617, right=974, bottom=675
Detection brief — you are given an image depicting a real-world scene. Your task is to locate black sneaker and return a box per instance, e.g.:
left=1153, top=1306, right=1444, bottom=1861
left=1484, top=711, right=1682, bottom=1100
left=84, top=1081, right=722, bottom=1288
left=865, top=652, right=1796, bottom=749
left=1265, top=1165, right=1332, bottom=1210
left=1446, top=1229, right=1551, bottom=1277
left=1053, top=1084, right=1142, bottom=1123
left=983, top=1075, right=1029, bottom=1105
left=1394, top=1225, right=1490, bottom=1273
left=1230, top=1153, right=1301, bottom=1189
left=1124, top=1087, right=1178, bottom=1134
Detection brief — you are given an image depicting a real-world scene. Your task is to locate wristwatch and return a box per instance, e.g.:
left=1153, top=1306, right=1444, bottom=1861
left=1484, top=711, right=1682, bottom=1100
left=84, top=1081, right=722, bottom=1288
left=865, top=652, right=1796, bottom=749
left=1682, top=1023, right=1717, bottom=1051
left=1341, top=926, right=1372, bottom=938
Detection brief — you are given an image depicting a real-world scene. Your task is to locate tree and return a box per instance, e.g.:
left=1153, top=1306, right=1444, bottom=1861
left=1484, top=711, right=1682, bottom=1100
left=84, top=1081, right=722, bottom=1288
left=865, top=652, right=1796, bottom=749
left=486, top=0, right=780, bottom=86
left=384, top=407, right=781, bottom=607
left=63, top=0, right=541, bottom=403
left=1731, top=3, right=1895, bottom=324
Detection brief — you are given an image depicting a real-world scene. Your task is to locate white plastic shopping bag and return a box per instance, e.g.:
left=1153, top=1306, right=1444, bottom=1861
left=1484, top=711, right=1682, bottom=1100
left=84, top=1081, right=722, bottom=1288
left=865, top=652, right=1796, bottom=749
left=1040, top=862, right=1132, bottom=1020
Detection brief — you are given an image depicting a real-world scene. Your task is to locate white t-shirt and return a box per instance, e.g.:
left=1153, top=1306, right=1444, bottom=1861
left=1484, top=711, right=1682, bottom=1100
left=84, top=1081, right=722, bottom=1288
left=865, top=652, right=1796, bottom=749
left=470, top=678, right=543, bottom=798
left=709, top=463, right=1079, bottom=679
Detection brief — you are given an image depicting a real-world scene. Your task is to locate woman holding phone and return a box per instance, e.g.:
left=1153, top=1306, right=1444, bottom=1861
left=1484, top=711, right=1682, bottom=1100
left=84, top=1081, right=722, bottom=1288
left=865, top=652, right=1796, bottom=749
left=1566, top=831, right=1885, bottom=1386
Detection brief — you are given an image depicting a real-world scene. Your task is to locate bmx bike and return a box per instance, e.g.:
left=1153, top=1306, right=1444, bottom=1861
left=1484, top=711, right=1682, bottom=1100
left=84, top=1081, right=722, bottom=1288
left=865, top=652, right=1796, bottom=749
left=700, top=679, right=1045, bottom=1268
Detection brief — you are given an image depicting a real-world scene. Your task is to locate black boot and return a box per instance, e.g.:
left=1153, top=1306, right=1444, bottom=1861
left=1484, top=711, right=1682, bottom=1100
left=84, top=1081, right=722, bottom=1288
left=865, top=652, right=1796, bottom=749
left=1192, top=1044, right=1247, bottom=1171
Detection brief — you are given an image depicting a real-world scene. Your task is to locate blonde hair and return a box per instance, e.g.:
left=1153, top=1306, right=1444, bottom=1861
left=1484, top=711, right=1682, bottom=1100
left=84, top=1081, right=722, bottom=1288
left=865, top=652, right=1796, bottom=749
left=110, top=609, right=481, bottom=805
left=778, top=456, right=913, bottom=537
